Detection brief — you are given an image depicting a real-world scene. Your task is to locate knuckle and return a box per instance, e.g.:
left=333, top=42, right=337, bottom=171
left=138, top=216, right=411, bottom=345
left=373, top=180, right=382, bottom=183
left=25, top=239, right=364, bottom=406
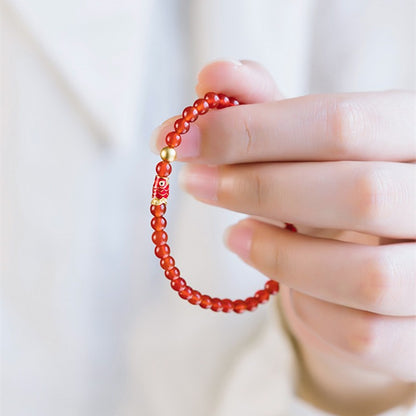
left=240, top=108, right=255, bottom=157
left=252, top=172, right=264, bottom=209
left=344, top=312, right=380, bottom=356
left=350, top=166, right=387, bottom=222
left=244, top=169, right=269, bottom=213
left=218, top=168, right=267, bottom=211
left=252, top=235, right=283, bottom=280
left=325, top=97, right=364, bottom=157
left=357, top=251, right=392, bottom=311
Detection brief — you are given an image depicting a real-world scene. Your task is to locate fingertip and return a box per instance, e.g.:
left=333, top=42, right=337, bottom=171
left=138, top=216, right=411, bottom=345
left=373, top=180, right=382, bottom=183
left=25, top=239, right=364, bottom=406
left=196, top=59, right=244, bottom=96
left=196, top=59, right=283, bottom=103
left=224, top=219, right=256, bottom=261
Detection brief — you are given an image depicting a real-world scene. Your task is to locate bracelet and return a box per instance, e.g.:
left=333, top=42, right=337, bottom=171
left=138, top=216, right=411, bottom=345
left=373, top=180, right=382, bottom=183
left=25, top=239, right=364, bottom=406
left=151, top=92, right=297, bottom=313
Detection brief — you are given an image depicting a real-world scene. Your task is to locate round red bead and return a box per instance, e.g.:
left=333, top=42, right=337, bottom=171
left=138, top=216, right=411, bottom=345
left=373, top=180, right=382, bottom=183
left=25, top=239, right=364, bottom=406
left=204, top=92, right=220, bottom=108
left=217, top=94, right=230, bottom=109
left=188, top=290, right=202, bottom=305
left=221, top=299, right=233, bottom=313
left=182, top=106, right=199, bottom=122
left=171, top=277, right=186, bottom=291
left=165, top=132, right=181, bottom=148
left=151, top=216, right=167, bottom=231
left=156, top=161, right=172, bottom=177
left=193, top=98, right=209, bottom=114
left=233, top=300, right=247, bottom=314
left=254, top=289, right=270, bottom=304
left=245, top=297, right=258, bottom=311
left=150, top=204, right=166, bottom=217
left=165, top=267, right=180, bottom=280
left=199, top=295, right=212, bottom=309
left=265, top=280, right=279, bottom=294
left=154, top=244, right=170, bottom=259
left=229, top=98, right=240, bottom=106
left=210, top=298, right=223, bottom=312
left=160, top=256, right=175, bottom=270
left=152, top=230, right=168, bottom=245
left=179, top=286, right=193, bottom=300
left=174, top=118, right=190, bottom=134
left=285, top=223, right=297, bottom=232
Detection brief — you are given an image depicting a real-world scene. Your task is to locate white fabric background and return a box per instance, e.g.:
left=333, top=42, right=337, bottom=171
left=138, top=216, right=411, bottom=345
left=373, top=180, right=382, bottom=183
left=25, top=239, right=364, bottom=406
left=1, top=1, right=415, bottom=415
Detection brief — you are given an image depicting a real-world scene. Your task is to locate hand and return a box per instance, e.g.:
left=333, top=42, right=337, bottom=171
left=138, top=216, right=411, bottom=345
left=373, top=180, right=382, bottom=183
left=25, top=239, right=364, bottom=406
left=152, top=60, right=416, bottom=414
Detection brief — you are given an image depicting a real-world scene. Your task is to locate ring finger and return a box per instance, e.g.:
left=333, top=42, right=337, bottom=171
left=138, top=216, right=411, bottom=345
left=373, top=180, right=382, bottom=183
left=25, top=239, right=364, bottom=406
left=224, top=218, right=416, bottom=316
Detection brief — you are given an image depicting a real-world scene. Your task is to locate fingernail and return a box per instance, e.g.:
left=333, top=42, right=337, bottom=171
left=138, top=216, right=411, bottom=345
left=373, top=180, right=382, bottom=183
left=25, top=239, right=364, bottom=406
left=179, top=165, right=218, bottom=202
left=150, top=123, right=201, bottom=160
left=224, top=222, right=253, bottom=261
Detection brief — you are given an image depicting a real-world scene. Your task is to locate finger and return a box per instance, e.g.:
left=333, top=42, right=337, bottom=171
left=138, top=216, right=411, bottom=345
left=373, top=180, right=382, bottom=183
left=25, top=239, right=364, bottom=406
left=224, top=218, right=416, bottom=316
left=285, top=289, right=416, bottom=381
left=151, top=59, right=283, bottom=155
left=181, top=161, right=416, bottom=238
left=168, top=90, right=416, bottom=164
left=196, top=59, right=283, bottom=103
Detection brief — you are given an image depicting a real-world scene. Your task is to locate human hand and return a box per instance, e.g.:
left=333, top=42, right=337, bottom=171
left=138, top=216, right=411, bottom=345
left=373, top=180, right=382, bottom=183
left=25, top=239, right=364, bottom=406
left=151, top=60, right=416, bottom=414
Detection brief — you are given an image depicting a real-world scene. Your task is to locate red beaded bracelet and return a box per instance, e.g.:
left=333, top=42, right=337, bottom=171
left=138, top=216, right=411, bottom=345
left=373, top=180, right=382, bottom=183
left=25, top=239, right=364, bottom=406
left=151, top=92, right=297, bottom=313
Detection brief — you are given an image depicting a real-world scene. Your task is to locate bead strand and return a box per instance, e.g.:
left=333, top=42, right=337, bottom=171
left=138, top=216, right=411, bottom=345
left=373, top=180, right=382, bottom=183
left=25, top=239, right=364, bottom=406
left=151, top=92, right=297, bottom=313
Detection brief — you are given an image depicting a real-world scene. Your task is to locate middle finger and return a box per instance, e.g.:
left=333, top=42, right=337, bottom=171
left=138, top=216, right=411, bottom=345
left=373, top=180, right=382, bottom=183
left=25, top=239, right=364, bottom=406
left=181, top=161, right=416, bottom=238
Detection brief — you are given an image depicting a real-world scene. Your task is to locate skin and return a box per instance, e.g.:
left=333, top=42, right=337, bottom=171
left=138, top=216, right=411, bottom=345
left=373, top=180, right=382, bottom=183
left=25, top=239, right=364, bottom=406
left=151, top=60, right=416, bottom=415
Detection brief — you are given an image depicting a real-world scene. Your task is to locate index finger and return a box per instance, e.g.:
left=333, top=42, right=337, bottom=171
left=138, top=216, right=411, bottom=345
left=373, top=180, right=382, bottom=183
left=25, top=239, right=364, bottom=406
left=157, top=91, right=415, bottom=163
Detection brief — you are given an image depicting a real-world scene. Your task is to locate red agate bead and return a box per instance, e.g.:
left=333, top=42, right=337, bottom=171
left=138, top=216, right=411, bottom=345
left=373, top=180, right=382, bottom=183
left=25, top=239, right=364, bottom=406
left=233, top=300, right=247, bottom=314
left=156, top=161, right=172, bottom=177
left=193, top=98, right=209, bottom=114
left=265, top=280, right=279, bottom=295
left=182, top=106, right=199, bottom=122
left=188, top=290, right=202, bottom=305
left=150, top=204, right=166, bottom=217
left=174, top=118, right=190, bottom=134
left=165, top=267, right=180, bottom=280
left=171, top=277, right=186, bottom=291
left=199, top=295, right=212, bottom=309
left=160, top=256, right=175, bottom=270
left=217, top=93, right=230, bottom=109
left=245, top=297, right=258, bottom=311
left=285, top=223, right=298, bottom=232
left=179, top=286, right=193, bottom=300
left=151, top=93, right=295, bottom=314
left=152, top=230, right=168, bottom=245
left=165, top=132, right=181, bottom=148
left=221, top=299, right=233, bottom=313
left=204, top=92, right=220, bottom=108
left=210, top=298, right=223, bottom=312
left=151, top=216, right=167, bottom=231
left=154, top=244, right=170, bottom=259
left=254, top=289, right=270, bottom=304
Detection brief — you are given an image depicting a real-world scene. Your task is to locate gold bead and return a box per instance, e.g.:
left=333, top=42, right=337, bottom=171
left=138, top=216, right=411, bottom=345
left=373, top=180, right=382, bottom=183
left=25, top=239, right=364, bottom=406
left=160, top=146, right=176, bottom=162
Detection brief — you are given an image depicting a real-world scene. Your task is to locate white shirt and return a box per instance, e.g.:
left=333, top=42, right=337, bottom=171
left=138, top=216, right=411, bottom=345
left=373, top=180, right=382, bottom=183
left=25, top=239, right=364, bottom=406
left=2, top=1, right=415, bottom=415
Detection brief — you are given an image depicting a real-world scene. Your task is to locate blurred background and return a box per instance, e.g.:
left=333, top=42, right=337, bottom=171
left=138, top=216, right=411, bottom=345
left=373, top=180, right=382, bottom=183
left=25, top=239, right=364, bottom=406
left=1, top=1, right=415, bottom=415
